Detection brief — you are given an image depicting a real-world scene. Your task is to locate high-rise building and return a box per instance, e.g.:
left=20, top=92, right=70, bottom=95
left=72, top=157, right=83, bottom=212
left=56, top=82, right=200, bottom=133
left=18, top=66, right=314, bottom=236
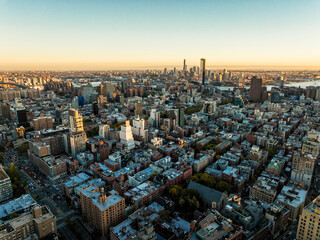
left=17, top=109, right=29, bottom=127
left=98, top=95, right=107, bottom=106
left=80, top=187, right=125, bottom=236
left=0, top=199, right=57, bottom=240
left=68, top=109, right=86, bottom=156
left=99, top=124, right=110, bottom=138
left=178, top=103, right=185, bottom=127
left=132, top=116, right=148, bottom=143
left=0, top=166, right=13, bottom=202
left=200, top=58, right=206, bottom=85
left=33, top=114, right=53, bottom=131
left=302, top=130, right=320, bottom=156
left=249, top=76, right=267, bottom=102
left=92, top=101, right=99, bottom=115
left=202, top=101, right=216, bottom=115
left=296, top=196, right=320, bottom=240
left=135, top=102, right=143, bottom=116
left=120, top=120, right=135, bottom=150
left=291, top=150, right=316, bottom=187
left=70, top=132, right=87, bottom=157
left=71, top=96, right=79, bottom=109
left=150, top=109, right=160, bottom=128
left=100, top=82, right=116, bottom=98
left=69, top=108, right=84, bottom=133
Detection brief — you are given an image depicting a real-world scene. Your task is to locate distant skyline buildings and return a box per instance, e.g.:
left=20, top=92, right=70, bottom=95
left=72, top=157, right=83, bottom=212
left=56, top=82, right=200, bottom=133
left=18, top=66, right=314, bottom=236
left=200, top=58, right=206, bottom=85
left=0, top=1, right=320, bottom=70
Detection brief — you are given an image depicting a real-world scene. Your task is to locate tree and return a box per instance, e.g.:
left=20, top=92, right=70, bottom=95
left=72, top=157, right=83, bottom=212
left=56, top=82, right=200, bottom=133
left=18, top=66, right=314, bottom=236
left=8, top=163, right=20, bottom=182
left=216, top=181, right=231, bottom=193
left=185, top=104, right=203, bottom=115
left=167, top=185, right=182, bottom=202
left=191, top=173, right=216, bottom=188
left=17, top=142, right=29, bottom=155
left=150, top=172, right=159, bottom=181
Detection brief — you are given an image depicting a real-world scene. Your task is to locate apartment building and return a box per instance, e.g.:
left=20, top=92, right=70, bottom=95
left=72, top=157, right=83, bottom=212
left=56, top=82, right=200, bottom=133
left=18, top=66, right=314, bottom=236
left=80, top=186, right=125, bottom=236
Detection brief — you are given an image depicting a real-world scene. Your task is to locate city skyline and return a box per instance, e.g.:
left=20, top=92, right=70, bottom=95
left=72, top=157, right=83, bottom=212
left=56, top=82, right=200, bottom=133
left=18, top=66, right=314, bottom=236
left=0, top=0, right=320, bottom=70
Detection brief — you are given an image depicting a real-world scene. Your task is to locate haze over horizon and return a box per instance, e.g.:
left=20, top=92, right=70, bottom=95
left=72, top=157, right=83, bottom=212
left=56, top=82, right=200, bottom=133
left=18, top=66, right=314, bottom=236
left=1, top=0, right=320, bottom=70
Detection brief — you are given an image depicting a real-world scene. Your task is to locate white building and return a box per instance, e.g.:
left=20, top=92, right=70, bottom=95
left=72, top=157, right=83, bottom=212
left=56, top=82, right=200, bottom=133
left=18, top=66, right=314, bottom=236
left=132, top=116, right=148, bottom=143
left=120, top=121, right=135, bottom=150
left=150, top=109, right=160, bottom=128
left=99, top=124, right=110, bottom=138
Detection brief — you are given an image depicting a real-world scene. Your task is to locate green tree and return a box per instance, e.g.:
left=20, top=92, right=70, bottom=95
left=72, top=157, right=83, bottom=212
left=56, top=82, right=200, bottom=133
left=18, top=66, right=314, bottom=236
left=8, top=163, right=20, bottom=182
left=167, top=185, right=182, bottom=202
left=17, top=142, right=29, bottom=155
left=150, top=172, right=159, bottom=181
left=216, top=181, right=231, bottom=193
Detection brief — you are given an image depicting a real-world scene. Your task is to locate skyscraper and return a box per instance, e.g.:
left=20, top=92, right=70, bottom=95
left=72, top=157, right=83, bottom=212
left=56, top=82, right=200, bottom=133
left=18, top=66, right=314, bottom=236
left=200, top=58, right=206, bottom=85
left=135, top=102, right=143, bottom=116
left=68, top=109, right=87, bottom=157
left=249, top=76, right=267, bottom=102
left=183, top=59, right=187, bottom=76
left=177, top=103, right=185, bottom=127
left=69, top=108, right=84, bottom=133
left=150, top=109, right=160, bottom=128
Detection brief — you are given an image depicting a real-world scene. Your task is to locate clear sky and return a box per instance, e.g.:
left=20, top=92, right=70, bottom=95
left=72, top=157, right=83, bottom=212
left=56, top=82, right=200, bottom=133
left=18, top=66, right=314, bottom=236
left=0, top=0, right=320, bottom=70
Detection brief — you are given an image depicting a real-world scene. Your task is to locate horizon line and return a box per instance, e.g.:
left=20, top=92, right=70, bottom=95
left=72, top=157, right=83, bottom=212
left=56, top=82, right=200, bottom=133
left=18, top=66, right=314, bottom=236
left=1, top=64, right=320, bottom=72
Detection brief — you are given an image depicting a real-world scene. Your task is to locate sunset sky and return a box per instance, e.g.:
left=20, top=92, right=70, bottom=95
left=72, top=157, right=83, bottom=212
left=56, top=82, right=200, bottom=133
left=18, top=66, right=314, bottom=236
left=0, top=0, right=320, bottom=70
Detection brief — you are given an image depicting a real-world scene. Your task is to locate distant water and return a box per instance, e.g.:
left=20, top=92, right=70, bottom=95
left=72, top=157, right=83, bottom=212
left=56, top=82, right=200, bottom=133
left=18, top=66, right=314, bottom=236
left=216, top=79, right=320, bottom=91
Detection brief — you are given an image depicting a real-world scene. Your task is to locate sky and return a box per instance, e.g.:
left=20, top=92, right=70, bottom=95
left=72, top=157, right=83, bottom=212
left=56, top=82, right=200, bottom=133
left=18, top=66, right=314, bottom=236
left=0, top=0, right=320, bottom=70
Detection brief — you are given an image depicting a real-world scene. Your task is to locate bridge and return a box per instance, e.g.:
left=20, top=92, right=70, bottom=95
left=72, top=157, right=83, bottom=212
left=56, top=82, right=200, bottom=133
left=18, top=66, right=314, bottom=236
left=0, top=82, right=29, bottom=89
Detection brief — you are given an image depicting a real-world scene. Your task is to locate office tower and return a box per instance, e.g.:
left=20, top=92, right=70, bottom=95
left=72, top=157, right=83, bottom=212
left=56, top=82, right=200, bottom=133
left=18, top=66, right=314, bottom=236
left=81, top=84, right=98, bottom=104
left=173, top=67, right=177, bottom=75
left=150, top=109, right=160, bottom=128
left=92, top=101, right=99, bottom=115
left=223, top=69, right=228, bottom=81
left=69, top=108, right=84, bottom=133
left=120, top=120, right=135, bottom=150
left=80, top=187, right=125, bottom=236
left=200, top=58, right=206, bottom=85
left=164, top=68, right=167, bottom=74
left=177, top=103, right=185, bottom=127
left=296, top=196, right=320, bottom=240
left=0, top=166, right=13, bottom=202
left=68, top=109, right=86, bottom=156
left=291, top=150, right=316, bottom=187
left=17, top=109, right=29, bottom=127
left=71, top=96, right=79, bottom=109
left=135, top=102, right=143, bottom=116
left=100, top=82, right=116, bottom=98
left=183, top=59, right=187, bottom=76
left=132, top=115, right=148, bottom=143
left=249, top=76, right=266, bottom=102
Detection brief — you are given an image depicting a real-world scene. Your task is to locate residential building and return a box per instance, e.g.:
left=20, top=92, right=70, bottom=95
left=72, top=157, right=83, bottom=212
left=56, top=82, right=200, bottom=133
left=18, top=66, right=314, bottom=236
left=80, top=186, right=125, bottom=235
